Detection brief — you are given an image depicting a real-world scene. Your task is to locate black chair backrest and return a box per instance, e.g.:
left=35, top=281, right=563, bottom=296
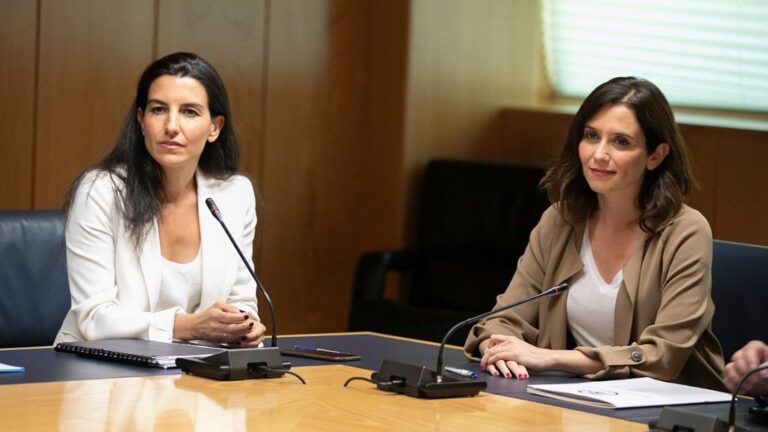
left=711, top=239, right=768, bottom=361
left=409, top=159, right=549, bottom=313
left=0, top=211, right=70, bottom=347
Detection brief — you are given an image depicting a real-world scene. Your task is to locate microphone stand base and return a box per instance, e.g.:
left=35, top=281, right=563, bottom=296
left=177, top=347, right=291, bottom=380
left=371, top=360, right=486, bottom=399
left=648, top=407, right=749, bottom=432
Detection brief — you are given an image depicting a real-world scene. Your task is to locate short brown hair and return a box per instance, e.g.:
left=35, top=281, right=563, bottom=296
left=541, top=77, right=694, bottom=232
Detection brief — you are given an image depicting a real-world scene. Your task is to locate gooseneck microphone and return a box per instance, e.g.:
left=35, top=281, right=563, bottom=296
left=205, top=197, right=277, bottom=349
left=648, top=363, right=766, bottom=431
left=345, top=282, right=568, bottom=398
left=176, top=198, right=300, bottom=382
left=728, top=364, right=768, bottom=431
left=435, top=282, right=569, bottom=381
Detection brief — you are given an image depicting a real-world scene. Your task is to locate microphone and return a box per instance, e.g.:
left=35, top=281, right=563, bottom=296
left=648, top=365, right=767, bottom=432
left=728, top=364, right=768, bottom=431
left=176, top=197, right=294, bottom=381
left=360, top=282, right=569, bottom=398
left=205, top=197, right=278, bottom=349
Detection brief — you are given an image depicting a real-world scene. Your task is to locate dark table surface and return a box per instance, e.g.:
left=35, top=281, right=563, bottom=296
left=2, top=332, right=766, bottom=430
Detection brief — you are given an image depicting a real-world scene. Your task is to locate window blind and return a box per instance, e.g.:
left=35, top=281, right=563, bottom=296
left=542, top=0, right=768, bottom=112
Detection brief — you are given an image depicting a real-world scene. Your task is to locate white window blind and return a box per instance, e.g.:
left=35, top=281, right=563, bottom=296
left=542, top=0, right=768, bottom=112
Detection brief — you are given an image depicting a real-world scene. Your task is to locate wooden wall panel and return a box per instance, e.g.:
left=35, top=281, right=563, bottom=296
left=401, top=0, right=543, bottom=243
left=259, top=0, right=370, bottom=333
left=359, top=0, right=410, bottom=250
left=34, top=0, right=154, bottom=209
left=156, top=0, right=266, bottom=190
left=0, top=1, right=36, bottom=209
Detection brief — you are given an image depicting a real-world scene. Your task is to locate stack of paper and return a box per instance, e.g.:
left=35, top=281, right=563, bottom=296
left=527, top=377, right=732, bottom=409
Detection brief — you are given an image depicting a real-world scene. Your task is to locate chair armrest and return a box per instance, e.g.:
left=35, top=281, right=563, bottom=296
left=351, top=250, right=419, bottom=303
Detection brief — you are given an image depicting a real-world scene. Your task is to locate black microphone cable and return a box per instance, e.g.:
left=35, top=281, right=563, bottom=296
left=728, top=363, right=768, bottom=431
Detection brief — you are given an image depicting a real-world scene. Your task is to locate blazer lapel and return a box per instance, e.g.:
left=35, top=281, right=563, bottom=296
left=614, top=238, right=646, bottom=345
left=197, top=172, right=229, bottom=308
left=139, top=220, right=162, bottom=311
left=541, top=222, right=584, bottom=349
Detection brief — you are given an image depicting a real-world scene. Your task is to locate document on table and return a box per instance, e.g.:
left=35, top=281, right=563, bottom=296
left=527, top=377, right=732, bottom=409
left=0, top=362, right=25, bottom=373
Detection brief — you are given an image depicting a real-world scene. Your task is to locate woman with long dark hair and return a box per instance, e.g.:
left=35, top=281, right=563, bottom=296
left=465, top=77, right=725, bottom=390
left=55, top=52, right=266, bottom=346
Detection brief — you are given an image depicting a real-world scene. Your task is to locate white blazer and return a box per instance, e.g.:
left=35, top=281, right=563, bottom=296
left=55, top=169, right=259, bottom=343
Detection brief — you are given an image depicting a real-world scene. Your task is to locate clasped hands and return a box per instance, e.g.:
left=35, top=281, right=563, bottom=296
left=174, top=301, right=266, bottom=347
left=479, top=334, right=550, bottom=380
left=479, top=334, right=599, bottom=379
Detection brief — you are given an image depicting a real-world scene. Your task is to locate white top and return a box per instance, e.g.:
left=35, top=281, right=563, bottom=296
left=158, top=248, right=203, bottom=314
left=566, top=225, right=622, bottom=347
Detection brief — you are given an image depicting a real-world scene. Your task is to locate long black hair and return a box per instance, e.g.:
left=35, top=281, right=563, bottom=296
left=541, top=77, right=694, bottom=232
left=65, top=52, right=240, bottom=246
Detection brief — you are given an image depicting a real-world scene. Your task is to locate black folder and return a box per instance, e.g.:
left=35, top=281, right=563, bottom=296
left=55, top=339, right=225, bottom=368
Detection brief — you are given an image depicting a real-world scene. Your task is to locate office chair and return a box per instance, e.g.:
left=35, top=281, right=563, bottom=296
left=711, top=239, right=768, bottom=362
left=0, top=210, right=70, bottom=347
left=349, top=159, right=550, bottom=345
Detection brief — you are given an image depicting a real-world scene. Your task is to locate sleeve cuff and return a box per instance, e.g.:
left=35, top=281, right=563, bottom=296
left=148, top=307, right=184, bottom=342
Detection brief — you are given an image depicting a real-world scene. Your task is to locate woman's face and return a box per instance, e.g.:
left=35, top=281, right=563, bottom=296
left=578, top=104, right=668, bottom=202
left=137, top=75, right=223, bottom=174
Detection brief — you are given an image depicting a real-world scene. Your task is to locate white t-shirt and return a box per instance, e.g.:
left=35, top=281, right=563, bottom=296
left=566, top=226, right=622, bottom=348
left=157, top=249, right=203, bottom=314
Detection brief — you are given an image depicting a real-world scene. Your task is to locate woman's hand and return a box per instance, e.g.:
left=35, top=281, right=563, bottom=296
left=174, top=301, right=265, bottom=345
left=725, top=340, right=768, bottom=395
left=479, top=334, right=548, bottom=379
left=479, top=334, right=603, bottom=379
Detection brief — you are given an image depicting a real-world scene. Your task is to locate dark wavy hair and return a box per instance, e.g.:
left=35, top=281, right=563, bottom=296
left=65, top=52, right=240, bottom=246
left=541, top=77, right=694, bottom=233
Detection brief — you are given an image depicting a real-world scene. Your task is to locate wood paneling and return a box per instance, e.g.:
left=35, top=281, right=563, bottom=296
left=359, top=0, right=410, bottom=250
left=401, top=0, right=543, bottom=243
left=259, top=0, right=370, bottom=333
left=0, top=1, right=36, bottom=209
left=34, top=0, right=154, bottom=209
left=156, top=0, right=267, bottom=189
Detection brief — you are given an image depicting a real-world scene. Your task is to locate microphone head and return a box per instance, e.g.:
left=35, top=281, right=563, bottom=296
left=205, top=198, right=223, bottom=221
left=543, top=283, right=569, bottom=296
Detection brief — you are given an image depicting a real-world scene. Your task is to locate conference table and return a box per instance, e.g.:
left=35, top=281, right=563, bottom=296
left=0, top=332, right=763, bottom=431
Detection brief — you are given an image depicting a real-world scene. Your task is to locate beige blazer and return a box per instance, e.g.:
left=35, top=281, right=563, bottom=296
left=55, top=169, right=259, bottom=344
left=465, top=204, right=726, bottom=391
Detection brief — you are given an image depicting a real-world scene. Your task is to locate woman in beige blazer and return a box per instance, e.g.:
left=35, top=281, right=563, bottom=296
left=465, top=77, right=725, bottom=391
left=55, top=53, right=266, bottom=347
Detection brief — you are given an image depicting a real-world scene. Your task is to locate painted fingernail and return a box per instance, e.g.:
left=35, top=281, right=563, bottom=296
left=491, top=371, right=499, bottom=377
left=517, top=373, right=525, bottom=379
left=504, top=372, right=512, bottom=379
left=243, top=314, right=249, bottom=320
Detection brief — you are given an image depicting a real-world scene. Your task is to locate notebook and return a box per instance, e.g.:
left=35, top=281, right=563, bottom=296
left=527, top=377, right=732, bottom=409
left=54, top=339, right=225, bottom=369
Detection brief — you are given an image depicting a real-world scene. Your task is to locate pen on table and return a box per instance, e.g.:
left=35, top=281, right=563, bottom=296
left=293, top=345, right=348, bottom=354
left=444, top=366, right=478, bottom=379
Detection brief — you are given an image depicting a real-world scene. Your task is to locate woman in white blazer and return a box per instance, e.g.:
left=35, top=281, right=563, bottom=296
left=55, top=52, right=266, bottom=346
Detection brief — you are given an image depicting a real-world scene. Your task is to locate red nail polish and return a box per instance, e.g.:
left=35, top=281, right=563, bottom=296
left=505, top=372, right=512, bottom=379
left=243, top=314, right=249, bottom=320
